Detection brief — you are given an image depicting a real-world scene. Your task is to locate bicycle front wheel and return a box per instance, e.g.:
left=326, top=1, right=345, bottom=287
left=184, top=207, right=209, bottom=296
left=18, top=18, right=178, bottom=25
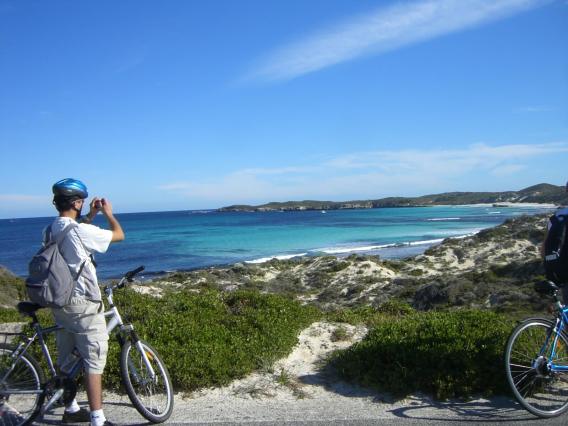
left=505, top=318, right=568, bottom=418
left=0, top=344, right=45, bottom=426
left=120, top=339, right=173, bottom=423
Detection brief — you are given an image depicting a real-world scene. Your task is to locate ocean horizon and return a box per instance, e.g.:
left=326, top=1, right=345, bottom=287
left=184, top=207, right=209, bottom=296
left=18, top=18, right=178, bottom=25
left=0, top=204, right=556, bottom=280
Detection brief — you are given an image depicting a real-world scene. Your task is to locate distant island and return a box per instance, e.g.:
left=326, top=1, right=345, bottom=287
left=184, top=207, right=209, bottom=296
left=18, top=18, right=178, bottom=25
left=219, top=183, right=568, bottom=212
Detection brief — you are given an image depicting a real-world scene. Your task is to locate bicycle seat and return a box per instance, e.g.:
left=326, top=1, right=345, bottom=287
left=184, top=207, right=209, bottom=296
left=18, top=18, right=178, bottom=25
left=17, top=301, right=44, bottom=316
left=534, top=280, right=560, bottom=296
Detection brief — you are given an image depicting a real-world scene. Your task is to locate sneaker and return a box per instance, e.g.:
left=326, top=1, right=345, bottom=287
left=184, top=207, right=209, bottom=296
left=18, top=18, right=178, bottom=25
left=62, top=407, right=91, bottom=423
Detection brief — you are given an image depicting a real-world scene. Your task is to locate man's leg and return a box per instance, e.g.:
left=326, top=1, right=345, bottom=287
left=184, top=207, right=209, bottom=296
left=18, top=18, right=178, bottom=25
left=53, top=309, right=91, bottom=422
left=56, top=299, right=109, bottom=424
left=85, top=374, right=103, bottom=411
left=80, top=302, right=109, bottom=425
left=87, top=373, right=110, bottom=426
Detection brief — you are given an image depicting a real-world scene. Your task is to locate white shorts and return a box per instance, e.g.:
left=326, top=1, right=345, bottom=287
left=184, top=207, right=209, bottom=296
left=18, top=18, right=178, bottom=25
left=52, top=297, right=109, bottom=375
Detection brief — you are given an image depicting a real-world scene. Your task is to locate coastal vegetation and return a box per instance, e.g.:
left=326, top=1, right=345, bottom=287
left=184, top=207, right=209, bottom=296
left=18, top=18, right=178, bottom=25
left=219, top=183, right=567, bottom=211
left=0, top=268, right=26, bottom=310
left=329, top=309, right=514, bottom=399
left=0, top=212, right=560, bottom=399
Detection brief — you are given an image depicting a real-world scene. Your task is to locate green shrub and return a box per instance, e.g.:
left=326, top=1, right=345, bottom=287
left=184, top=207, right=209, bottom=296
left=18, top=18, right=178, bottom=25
left=104, top=288, right=321, bottom=392
left=477, top=226, right=509, bottom=242
left=0, top=308, right=23, bottom=324
left=329, top=310, right=514, bottom=399
left=328, top=261, right=349, bottom=273
left=461, top=270, right=499, bottom=284
left=381, top=260, right=403, bottom=272
left=0, top=289, right=320, bottom=394
left=325, top=303, right=415, bottom=328
left=376, top=299, right=414, bottom=316
left=0, top=307, right=57, bottom=375
left=305, top=270, right=330, bottom=288
left=0, top=268, right=26, bottom=307
left=453, top=247, right=466, bottom=261
left=267, top=272, right=303, bottom=295
left=330, top=325, right=351, bottom=342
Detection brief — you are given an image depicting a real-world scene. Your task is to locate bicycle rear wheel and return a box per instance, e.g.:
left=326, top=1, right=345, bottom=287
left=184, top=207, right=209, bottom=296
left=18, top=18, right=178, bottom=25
left=120, top=339, right=173, bottom=423
left=505, top=318, right=568, bottom=418
left=0, top=344, right=45, bottom=426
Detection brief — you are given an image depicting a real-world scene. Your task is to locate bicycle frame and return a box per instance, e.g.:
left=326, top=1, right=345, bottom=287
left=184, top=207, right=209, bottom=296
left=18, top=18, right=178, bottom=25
left=538, top=304, right=568, bottom=374
left=0, top=322, right=59, bottom=397
left=2, top=271, right=157, bottom=407
left=103, top=282, right=157, bottom=379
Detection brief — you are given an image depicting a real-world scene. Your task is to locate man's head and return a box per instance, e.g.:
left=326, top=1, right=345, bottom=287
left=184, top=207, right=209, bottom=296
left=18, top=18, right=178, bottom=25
left=52, top=178, right=88, bottom=217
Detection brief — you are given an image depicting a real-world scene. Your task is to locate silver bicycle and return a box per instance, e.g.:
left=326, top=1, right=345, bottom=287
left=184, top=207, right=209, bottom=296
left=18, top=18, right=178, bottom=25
left=0, top=266, right=174, bottom=425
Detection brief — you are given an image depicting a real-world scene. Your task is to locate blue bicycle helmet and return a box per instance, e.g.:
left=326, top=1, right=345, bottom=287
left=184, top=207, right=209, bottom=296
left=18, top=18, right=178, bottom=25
left=52, top=178, right=88, bottom=200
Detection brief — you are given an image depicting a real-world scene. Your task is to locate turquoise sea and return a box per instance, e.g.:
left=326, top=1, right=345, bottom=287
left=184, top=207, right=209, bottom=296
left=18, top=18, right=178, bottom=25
left=0, top=205, right=555, bottom=280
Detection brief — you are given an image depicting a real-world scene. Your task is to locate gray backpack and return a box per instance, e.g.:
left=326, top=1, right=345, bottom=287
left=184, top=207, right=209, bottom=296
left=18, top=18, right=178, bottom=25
left=25, top=223, right=87, bottom=308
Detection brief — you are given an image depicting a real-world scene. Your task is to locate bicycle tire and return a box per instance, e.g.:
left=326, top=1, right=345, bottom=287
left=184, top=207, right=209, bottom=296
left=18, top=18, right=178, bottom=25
left=505, top=318, right=568, bottom=418
left=120, top=339, right=173, bottom=423
left=0, top=344, right=45, bottom=426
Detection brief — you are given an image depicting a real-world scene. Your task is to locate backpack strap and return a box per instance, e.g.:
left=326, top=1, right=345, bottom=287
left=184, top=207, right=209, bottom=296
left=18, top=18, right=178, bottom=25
left=52, top=222, right=79, bottom=245
left=51, top=222, right=89, bottom=280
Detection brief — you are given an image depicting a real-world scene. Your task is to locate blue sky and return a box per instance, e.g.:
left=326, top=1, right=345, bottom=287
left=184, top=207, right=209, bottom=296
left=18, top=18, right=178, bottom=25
left=0, top=0, right=567, bottom=218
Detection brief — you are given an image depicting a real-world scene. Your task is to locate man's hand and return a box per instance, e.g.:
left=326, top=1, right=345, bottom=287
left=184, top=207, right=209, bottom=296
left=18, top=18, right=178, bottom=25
left=99, top=198, right=125, bottom=242
left=82, top=197, right=103, bottom=223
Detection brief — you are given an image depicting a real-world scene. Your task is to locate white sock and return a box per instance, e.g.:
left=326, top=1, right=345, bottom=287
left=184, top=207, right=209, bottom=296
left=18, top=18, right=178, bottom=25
left=90, top=409, right=106, bottom=426
left=64, top=398, right=80, bottom=413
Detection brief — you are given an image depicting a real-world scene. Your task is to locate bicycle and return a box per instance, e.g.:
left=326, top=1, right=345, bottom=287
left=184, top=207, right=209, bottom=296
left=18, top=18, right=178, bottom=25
left=0, top=266, right=174, bottom=425
left=504, top=279, right=568, bottom=418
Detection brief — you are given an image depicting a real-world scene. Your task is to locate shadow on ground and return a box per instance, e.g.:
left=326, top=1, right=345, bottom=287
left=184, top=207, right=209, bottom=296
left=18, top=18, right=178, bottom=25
left=298, top=368, right=534, bottom=423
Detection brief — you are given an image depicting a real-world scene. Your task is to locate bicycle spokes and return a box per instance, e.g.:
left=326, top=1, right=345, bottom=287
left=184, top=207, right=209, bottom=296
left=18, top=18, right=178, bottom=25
left=506, top=319, right=568, bottom=417
left=121, top=341, right=173, bottom=423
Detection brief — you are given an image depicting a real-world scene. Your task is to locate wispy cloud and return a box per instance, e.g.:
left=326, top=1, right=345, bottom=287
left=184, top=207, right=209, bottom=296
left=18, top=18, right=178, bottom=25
left=159, top=142, right=568, bottom=205
left=247, top=0, right=550, bottom=82
left=324, top=143, right=568, bottom=172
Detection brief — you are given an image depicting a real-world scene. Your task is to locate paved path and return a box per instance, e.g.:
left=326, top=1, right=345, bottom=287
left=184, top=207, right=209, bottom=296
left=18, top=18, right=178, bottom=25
left=37, top=391, right=567, bottom=425
left=33, top=321, right=567, bottom=425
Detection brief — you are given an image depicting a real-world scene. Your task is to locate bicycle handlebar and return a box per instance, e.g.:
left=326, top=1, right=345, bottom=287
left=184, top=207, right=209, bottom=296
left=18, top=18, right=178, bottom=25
left=125, top=266, right=145, bottom=281
left=534, top=280, right=566, bottom=311
left=109, top=266, right=145, bottom=291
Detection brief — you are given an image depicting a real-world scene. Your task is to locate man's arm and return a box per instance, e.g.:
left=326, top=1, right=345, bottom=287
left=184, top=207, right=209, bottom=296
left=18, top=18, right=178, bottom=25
left=100, top=199, right=125, bottom=242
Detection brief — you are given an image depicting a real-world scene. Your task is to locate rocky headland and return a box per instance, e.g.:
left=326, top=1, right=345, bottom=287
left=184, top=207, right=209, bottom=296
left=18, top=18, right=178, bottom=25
left=219, top=183, right=567, bottom=212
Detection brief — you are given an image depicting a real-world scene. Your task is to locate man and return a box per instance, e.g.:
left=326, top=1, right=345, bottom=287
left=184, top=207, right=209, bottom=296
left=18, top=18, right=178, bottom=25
left=542, top=181, right=568, bottom=301
left=48, top=178, right=124, bottom=426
